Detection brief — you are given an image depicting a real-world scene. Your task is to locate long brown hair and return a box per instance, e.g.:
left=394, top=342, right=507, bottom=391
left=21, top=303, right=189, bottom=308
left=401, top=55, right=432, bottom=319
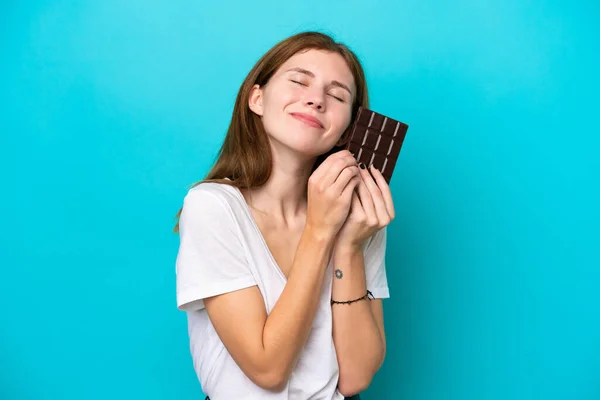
left=173, top=31, right=369, bottom=233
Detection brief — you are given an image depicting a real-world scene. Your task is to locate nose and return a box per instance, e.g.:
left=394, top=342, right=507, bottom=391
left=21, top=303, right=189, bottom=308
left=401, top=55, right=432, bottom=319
left=304, top=89, right=325, bottom=111
left=306, top=101, right=323, bottom=110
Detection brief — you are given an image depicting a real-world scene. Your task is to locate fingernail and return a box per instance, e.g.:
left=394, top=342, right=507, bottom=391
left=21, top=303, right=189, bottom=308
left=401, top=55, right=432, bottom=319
left=359, top=162, right=366, bottom=169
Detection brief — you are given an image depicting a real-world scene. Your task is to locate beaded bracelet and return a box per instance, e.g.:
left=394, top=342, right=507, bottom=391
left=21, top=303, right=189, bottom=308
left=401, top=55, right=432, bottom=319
left=331, top=290, right=374, bottom=306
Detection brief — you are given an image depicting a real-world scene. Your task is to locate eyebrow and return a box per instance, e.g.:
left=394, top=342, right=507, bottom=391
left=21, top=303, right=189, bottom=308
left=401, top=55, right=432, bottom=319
left=286, top=67, right=353, bottom=96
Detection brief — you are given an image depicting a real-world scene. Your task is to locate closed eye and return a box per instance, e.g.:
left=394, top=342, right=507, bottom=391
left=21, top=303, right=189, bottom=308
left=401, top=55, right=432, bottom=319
left=328, top=94, right=345, bottom=103
left=291, top=79, right=345, bottom=102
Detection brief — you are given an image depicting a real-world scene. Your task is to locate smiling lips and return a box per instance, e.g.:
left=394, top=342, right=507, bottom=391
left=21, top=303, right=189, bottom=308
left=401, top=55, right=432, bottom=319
left=290, top=112, right=324, bottom=129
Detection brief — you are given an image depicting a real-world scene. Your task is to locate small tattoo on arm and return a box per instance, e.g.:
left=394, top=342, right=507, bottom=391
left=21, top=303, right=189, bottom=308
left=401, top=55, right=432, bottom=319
left=335, top=269, right=343, bottom=279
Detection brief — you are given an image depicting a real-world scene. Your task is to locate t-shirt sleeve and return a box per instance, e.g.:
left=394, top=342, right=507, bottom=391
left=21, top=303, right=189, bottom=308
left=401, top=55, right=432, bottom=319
left=363, top=226, right=390, bottom=299
left=175, top=187, right=256, bottom=312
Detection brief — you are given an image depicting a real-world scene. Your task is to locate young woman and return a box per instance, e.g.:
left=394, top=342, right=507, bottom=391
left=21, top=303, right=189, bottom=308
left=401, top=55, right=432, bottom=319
left=174, top=31, right=395, bottom=400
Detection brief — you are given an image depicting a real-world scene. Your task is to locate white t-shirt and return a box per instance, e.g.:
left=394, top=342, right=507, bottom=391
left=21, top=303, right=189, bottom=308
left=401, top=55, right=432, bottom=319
left=175, top=181, right=390, bottom=400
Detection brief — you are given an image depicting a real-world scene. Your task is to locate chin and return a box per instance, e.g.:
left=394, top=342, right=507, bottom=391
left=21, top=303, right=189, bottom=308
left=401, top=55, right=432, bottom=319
left=268, top=127, right=338, bottom=158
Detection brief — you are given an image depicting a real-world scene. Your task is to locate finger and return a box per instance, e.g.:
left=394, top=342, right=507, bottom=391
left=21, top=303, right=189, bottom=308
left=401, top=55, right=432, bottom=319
left=356, top=177, right=377, bottom=223
left=313, top=150, right=354, bottom=178
left=313, top=150, right=353, bottom=178
left=359, top=164, right=390, bottom=224
left=310, top=150, right=350, bottom=182
left=331, top=165, right=359, bottom=195
left=334, top=149, right=354, bottom=159
left=341, top=175, right=361, bottom=203
left=369, top=165, right=395, bottom=219
left=320, top=155, right=357, bottom=188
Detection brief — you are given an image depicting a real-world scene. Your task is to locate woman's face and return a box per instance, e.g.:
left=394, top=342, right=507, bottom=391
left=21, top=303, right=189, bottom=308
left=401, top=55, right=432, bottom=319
left=249, top=49, right=356, bottom=157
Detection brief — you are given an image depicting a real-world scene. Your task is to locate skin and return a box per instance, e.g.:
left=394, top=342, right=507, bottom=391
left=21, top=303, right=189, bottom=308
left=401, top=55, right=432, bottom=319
left=203, top=49, right=395, bottom=395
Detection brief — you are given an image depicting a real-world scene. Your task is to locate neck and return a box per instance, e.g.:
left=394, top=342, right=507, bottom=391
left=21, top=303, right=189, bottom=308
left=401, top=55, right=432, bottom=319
left=243, top=145, right=317, bottom=228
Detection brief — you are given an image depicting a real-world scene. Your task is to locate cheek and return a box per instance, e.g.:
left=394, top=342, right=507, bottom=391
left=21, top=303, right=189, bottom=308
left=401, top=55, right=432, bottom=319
left=282, top=85, right=304, bottom=104
left=264, top=84, right=301, bottom=114
left=260, top=89, right=292, bottom=132
left=332, top=108, right=353, bottom=133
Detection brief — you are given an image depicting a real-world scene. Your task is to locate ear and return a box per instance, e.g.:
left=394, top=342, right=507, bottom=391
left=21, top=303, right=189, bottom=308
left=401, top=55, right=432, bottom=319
left=248, top=84, right=264, bottom=116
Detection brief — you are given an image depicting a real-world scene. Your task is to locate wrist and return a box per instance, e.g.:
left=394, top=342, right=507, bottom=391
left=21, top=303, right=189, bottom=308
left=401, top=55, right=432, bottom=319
left=333, top=246, right=366, bottom=271
left=334, top=242, right=364, bottom=257
left=303, top=224, right=337, bottom=247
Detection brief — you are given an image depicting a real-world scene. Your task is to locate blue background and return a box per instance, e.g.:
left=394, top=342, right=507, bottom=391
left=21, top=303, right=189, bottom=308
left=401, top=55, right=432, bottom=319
left=2, top=1, right=599, bottom=399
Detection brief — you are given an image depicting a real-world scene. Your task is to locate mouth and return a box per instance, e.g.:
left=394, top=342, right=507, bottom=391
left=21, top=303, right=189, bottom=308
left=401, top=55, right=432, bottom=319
left=290, top=112, right=324, bottom=129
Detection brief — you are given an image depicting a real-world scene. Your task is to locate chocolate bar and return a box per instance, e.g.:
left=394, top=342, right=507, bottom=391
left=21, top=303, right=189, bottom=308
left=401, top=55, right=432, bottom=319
left=342, top=107, right=409, bottom=184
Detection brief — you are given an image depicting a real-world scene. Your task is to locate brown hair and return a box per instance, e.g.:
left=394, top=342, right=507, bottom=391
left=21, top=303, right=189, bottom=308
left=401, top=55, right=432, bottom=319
left=173, top=31, right=369, bottom=233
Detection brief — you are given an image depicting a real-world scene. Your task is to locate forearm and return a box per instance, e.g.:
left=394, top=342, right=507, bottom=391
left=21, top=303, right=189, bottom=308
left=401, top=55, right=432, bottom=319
left=262, top=226, right=335, bottom=386
left=331, top=247, right=385, bottom=394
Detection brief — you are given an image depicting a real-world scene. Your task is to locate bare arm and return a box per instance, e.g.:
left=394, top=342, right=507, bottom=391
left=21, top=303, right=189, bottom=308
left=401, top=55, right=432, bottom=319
left=328, top=163, right=393, bottom=395
left=331, top=247, right=386, bottom=396
left=203, top=150, right=360, bottom=391
left=204, top=227, right=334, bottom=391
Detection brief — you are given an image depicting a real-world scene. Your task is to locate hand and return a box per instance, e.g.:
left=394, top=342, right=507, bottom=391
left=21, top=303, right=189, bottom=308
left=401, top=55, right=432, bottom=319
left=306, top=150, right=361, bottom=240
left=335, top=164, right=395, bottom=252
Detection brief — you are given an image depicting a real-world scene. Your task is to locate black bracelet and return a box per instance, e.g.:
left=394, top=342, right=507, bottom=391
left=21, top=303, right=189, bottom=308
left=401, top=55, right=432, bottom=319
left=331, top=290, right=374, bottom=306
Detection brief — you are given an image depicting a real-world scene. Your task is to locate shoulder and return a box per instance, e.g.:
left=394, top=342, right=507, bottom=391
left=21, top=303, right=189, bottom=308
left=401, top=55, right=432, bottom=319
left=182, top=181, right=244, bottom=214
left=180, top=182, right=243, bottom=229
left=184, top=181, right=238, bottom=208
